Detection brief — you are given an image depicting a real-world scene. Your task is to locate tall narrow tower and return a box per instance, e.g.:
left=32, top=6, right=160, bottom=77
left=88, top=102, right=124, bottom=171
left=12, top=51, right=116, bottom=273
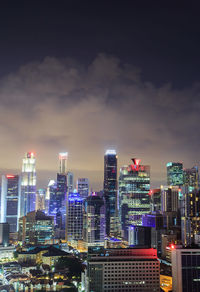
left=104, top=149, right=118, bottom=237
left=59, top=152, right=68, bottom=174
left=21, top=152, right=36, bottom=216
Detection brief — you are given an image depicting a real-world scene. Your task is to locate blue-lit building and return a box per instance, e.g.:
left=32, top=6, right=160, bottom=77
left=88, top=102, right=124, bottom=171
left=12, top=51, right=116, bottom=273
left=77, top=178, right=89, bottom=199
left=119, top=158, right=150, bottom=240
left=104, top=150, right=118, bottom=236
left=166, top=162, right=183, bottom=186
left=65, top=192, right=83, bottom=244
left=47, top=180, right=57, bottom=218
left=83, top=193, right=105, bottom=248
left=1, top=175, right=21, bottom=233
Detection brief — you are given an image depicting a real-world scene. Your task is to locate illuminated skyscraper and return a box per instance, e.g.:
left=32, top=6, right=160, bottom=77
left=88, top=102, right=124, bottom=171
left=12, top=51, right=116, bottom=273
left=166, top=162, right=183, bottom=186
left=59, top=152, right=68, bottom=174
left=183, top=166, right=199, bottom=190
left=21, top=152, right=36, bottom=216
left=77, top=178, right=89, bottom=199
left=65, top=192, right=83, bottom=244
left=1, top=175, right=21, bottom=233
left=36, top=189, right=46, bottom=211
left=47, top=180, right=57, bottom=217
left=119, top=158, right=150, bottom=240
left=67, top=172, right=74, bottom=194
left=83, top=193, right=105, bottom=248
left=104, top=150, right=118, bottom=236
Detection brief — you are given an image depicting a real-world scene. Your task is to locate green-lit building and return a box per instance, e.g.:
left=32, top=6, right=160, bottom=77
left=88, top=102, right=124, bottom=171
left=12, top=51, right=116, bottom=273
left=166, top=162, right=183, bottom=186
left=119, top=158, right=150, bottom=240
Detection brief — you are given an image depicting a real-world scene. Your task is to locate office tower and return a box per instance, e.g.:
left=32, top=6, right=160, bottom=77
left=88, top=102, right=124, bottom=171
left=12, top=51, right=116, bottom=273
left=77, top=178, right=89, bottom=199
left=56, top=173, right=67, bottom=210
left=161, top=186, right=180, bottom=213
left=183, top=166, right=199, bottom=190
left=83, top=193, right=105, bottom=248
left=86, top=247, right=160, bottom=292
left=119, top=158, right=150, bottom=240
left=1, top=175, right=21, bottom=233
left=59, top=152, right=68, bottom=174
left=172, top=248, right=200, bottom=292
left=166, top=162, right=183, bottom=186
left=142, top=213, right=165, bottom=257
left=181, top=189, right=200, bottom=246
left=47, top=180, right=57, bottom=217
left=149, top=188, right=161, bottom=212
left=36, top=188, right=46, bottom=211
left=128, top=225, right=151, bottom=247
left=21, top=152, right=36, bottom=216
left=104, top=149, right=118, bottom=237
left=66, top=192, right=83, bottom=244
left=18, top=210, right=54, bottom=245
left=67, top=171, right=74, bottom=194
left=0, top=223, right=10, bottom=246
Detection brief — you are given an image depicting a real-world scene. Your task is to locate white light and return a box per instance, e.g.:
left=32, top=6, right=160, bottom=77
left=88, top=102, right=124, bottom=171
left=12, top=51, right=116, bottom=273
left=105, top=149, right=116, bottom=155
left=59, top=152, right=68, bottom=158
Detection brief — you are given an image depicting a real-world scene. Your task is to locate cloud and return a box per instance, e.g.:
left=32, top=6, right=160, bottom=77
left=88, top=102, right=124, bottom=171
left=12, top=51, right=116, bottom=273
left=0, top=53, right=199, bottom=189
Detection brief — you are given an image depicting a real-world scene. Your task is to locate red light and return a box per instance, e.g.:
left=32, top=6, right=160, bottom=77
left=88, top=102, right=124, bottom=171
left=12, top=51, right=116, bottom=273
left=170, top=244, right=175, bottom=249
left=6, top=175, right=15, bottom=178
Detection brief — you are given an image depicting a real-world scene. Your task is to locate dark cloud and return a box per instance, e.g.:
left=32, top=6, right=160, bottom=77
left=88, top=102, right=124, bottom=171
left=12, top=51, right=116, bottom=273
left=0, top=54, right=199, bottom=189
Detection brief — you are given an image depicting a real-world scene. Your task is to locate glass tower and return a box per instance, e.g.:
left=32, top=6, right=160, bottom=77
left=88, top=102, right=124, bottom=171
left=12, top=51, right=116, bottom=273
left=1, top=175, right=21, bottom=233
left=21, top=152, right=36, bottom=216
left=166, top=162, right=183, bottom=186
left=104, top=150, right=118, bottom=237
left=77, top=178, right=89, bottom=199
left=119, top=158, right=150, bottom=240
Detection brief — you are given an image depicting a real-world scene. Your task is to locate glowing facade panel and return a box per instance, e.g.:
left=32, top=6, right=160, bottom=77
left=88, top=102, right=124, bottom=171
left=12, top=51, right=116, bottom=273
left=21, top=152, right=36, bottom=216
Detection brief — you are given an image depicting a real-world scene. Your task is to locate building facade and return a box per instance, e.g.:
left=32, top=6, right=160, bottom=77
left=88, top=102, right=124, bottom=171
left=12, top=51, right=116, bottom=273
left=86, top=247, right=160, bottom=292
left=1, top=174, right=21, bottom=233
left=21, top=152, right=36, bottom=216
left=119, top=158, right=150, bottom=240
left=65, top=192, right=83, bottom=244
left=77, top=178, right=89, bottom=199
left=83, top=194, right=105, bottom=248
left=166, top=162, right=183, bottom=186
left=104, top=150, right=118, bottom=236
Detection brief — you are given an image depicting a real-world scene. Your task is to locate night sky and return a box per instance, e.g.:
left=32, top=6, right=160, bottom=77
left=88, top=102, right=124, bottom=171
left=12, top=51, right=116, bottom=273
left=0, top=1, right=200, bottom=189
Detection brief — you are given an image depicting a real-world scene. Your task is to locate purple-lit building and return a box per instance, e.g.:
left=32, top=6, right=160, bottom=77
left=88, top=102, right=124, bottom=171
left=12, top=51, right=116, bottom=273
left=65, top=192, right=83, bottom=243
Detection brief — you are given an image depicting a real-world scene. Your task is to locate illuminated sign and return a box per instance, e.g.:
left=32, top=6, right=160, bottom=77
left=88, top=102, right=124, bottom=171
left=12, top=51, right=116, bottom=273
left=6, top=175, right=15, bottom=178
left=105, top=149, right=116, bottom=155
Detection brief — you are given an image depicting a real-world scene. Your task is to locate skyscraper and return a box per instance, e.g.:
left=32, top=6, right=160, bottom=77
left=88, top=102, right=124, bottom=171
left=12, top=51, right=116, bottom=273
left=21, top=152, right=36, bottom=216
left=119, top=158, right=150, bottom=240
left=166, top=162, right=183, bottom=186
left=65, top=192, right=83, bottom=244
left=67, top=172, right=74, bottom=194
left=36, top=188, right=46, bottom=211
left=47, top=180, right=57, bottom=217
left=1, top=175, right=21, bottom=233
left=59, top=152, right=68, bottom=174
left=183, top=166, right=199, bottom=190
left=104, top=150, right=117, bottom=237
left=83, top=193, right=105, bottom=248
left=77, top=178, right=89, bottom=199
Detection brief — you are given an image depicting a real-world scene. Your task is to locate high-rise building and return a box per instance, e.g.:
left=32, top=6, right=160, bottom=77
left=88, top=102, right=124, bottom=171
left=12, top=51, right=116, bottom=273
left=149, top=188, right=161, bottom=212
left=21, top=152, right=36, bottom=216
left=18, top=210, right=54, bottom=245
left=183, top=166, right=199, bottom=190
left=83, top=193, right=105, bottom=248
left=65, top=192, right=83, bottom=244
left=85, top=247, right=160, bottom=292
left=77, top=178, right=89, bottom=199
left=161, top=186, right=180, bottom=213
left=104, top=150, right=118, bottom=237
left=172, top=248, right=200, bottom=292
left=67, top=172, right=74, bottom=194
left=36, top=188, right=46, bottom=211
left=119, top=158, right=150, bottom=240
left=1, top=175, right=21, bottom=233
left=181, top=189, right=200, bottom=246
left=166, top=162, right=183, bottom=186
left=47, top=180, right=57, bottom=217
left=0, top=223, right=10, bottom=246
left=59, top=152, right=68, bottom=174
left=128, top=225, right=151, bottom=247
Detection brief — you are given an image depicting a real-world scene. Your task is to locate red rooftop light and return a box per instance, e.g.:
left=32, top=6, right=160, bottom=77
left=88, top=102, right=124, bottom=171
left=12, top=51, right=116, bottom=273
left=6, top=175, right=15, bottom=178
